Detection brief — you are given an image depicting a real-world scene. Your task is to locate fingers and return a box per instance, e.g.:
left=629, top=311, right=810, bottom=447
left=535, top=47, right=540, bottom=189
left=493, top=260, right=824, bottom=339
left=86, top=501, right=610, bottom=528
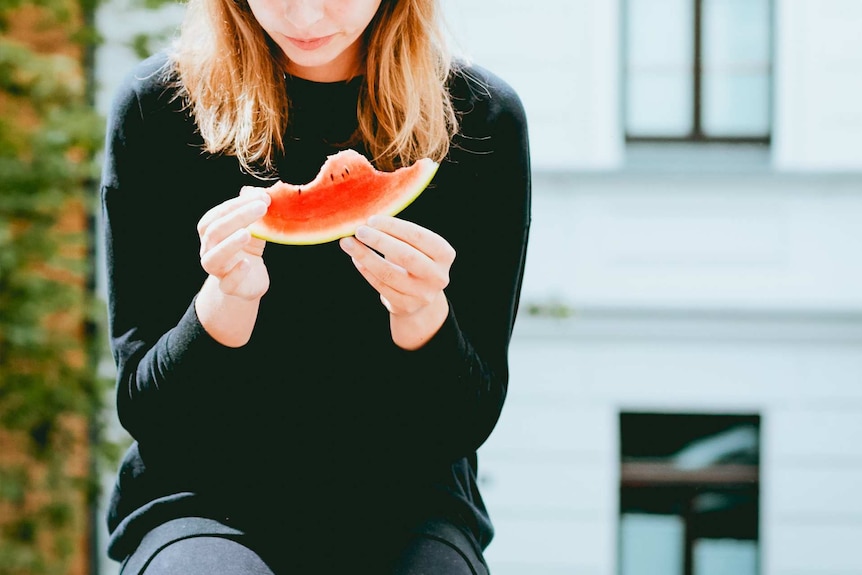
left=351, top=217, right=455, bottom=280
left=354, top=225, right=437, bottom=280
left=198, top=187, right=270, bottom=300
left=366, top=215, right=456, bottom=265
left=197, top=187, right=270, bottom=248
left=200, top=227, right=252, bottom=277
left=218, top=258, right=251, bottom=295
left=341, top=236, right=415, bottom=292
left=349, top=254, right=414, bottom=311
left=339, top=216, right=455, bottom=316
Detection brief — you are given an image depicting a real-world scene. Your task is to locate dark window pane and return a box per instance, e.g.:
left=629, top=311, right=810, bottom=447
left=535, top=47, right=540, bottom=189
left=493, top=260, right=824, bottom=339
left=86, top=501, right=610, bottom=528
left=619, top=413, right=760, bottom=575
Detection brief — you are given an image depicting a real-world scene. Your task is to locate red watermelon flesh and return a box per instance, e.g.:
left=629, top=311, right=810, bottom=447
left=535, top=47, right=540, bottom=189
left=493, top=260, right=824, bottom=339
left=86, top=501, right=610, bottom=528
left=248, top=149, right=439, bottom=245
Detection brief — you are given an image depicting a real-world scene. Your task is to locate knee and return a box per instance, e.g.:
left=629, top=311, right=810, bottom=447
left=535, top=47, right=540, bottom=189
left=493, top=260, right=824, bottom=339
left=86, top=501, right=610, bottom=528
left=391, top=536, right=486, bottom=575
left=142, top=536, right=275, bottom=575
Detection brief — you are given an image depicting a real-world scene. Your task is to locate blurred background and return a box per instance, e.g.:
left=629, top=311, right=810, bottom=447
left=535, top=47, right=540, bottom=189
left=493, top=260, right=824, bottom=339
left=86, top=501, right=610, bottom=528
left=2, top=0, right=861, bottom=574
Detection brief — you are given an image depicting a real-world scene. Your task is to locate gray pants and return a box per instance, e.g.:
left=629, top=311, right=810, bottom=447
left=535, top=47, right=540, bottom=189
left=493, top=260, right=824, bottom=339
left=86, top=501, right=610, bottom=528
left=121, top=518, right=489, bottom=575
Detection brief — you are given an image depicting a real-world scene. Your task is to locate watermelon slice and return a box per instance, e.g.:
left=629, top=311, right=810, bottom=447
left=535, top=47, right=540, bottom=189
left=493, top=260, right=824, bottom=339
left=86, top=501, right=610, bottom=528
left=248, top=149, right=439, bottom=245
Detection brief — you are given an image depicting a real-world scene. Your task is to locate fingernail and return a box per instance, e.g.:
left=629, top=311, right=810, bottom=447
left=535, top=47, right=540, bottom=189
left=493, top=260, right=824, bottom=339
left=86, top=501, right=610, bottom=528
left=340, top=237, right=355, bottom=251
left=367, top=215, right=381, bottom=227
left=241, top=187, right=270, bottom=205
left=355, top=225, right=371, bottom=240
left=253, top=201, right=268, bottom=216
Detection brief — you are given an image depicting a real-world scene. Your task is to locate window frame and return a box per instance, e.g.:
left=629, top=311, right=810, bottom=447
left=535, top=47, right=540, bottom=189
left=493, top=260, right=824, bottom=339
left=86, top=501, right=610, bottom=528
left=617, top=412, right=762, bottom=575
left=621, top=0, right=775, bottom=145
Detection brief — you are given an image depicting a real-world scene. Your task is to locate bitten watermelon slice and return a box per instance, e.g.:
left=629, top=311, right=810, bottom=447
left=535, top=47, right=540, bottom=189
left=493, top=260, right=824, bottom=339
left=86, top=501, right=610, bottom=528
left=248, top=149, right=439, bottom=245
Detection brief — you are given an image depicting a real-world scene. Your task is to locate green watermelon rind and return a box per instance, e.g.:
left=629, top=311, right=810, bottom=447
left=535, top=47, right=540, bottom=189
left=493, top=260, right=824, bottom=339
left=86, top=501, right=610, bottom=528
left=248, top=155, right=440, bottom=246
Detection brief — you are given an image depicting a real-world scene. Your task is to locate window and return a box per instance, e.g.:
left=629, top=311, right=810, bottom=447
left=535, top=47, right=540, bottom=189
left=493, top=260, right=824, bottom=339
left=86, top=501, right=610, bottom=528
left=618, top=412, right=760, bottom=575
left=624, top=0, right=773, bottom=142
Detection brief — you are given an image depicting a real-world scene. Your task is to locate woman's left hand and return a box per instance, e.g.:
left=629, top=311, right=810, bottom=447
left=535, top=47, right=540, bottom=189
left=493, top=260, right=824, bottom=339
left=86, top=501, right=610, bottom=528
left=339, top=215, right=456, bottom=349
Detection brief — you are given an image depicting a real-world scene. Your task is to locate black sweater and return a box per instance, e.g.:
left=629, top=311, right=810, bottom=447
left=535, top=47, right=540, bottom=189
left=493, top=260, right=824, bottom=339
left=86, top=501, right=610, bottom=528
left=100, top=51, right=531, bottom=567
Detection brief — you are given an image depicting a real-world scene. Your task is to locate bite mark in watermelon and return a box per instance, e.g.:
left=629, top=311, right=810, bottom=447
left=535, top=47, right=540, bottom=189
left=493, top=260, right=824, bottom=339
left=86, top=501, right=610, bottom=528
left=248, top=149, right=439, bottom=245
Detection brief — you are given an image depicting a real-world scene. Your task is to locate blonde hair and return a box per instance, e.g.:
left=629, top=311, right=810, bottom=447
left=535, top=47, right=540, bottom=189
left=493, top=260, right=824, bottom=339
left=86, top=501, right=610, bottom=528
left=170, top=0, right=457, bottom=175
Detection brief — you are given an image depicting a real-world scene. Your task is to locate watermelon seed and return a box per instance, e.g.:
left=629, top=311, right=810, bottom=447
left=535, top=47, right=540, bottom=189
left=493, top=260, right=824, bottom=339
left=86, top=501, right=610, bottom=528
left=330, top=174, right=334, bottom=181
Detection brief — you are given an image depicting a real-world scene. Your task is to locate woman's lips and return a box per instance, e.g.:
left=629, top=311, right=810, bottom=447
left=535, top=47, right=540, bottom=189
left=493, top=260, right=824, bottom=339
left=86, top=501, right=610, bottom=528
left=286, top=34, right=334, bottom=51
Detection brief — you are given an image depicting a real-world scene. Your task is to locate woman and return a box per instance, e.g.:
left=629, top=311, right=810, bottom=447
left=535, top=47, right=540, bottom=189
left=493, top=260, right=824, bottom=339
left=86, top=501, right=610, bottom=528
left=100, top=0, right=530, bottom=573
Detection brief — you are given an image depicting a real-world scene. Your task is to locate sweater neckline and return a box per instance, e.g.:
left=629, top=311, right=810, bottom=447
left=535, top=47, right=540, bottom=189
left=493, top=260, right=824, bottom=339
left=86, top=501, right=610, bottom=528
left=284, top=73, right=363, bottom=99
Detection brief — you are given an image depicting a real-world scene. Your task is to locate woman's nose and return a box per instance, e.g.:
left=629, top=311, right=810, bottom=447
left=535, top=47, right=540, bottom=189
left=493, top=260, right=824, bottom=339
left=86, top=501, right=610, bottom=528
left=283, top=0, right=325, bottom=30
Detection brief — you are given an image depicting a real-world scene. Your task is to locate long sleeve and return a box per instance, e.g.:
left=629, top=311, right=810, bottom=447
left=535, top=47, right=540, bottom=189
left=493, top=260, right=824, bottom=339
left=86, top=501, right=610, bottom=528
left=99, top=55, right=250, bottom=442
left=372, top=67, right=532, bottom=467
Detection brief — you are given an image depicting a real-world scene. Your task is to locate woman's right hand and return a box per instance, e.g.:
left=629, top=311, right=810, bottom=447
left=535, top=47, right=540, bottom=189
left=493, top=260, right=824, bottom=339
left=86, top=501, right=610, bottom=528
left=197, top=187, right=271, bottom=301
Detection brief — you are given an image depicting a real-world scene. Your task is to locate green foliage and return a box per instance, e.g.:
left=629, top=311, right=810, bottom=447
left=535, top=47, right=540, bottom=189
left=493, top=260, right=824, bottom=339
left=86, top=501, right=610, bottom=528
left=0, top=0, right=111, bottom=573
left=127, top=0, right=179, bottom=60
left=525, top=299, right=576, bottom=319
left=129, top=29, right=173, bottom=60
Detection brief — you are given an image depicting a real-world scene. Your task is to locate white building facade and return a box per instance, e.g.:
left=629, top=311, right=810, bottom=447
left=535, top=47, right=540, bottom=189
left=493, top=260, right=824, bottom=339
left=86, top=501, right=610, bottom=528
left=95, top=1, right=862, bottom=574
left=443, top=1, right=862, bottom=574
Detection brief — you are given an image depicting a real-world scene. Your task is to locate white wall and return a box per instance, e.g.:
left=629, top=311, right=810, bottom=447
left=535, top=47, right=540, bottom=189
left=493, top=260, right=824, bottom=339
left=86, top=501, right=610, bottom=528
left=773, top=0, right=862, bottom=171
left=447, top=0, right=862, bottom=173
left=481, top=168, right=862, bottom=574
left=480, top=319, right=862, bottom=575
left=442, top=0, right=624, bottom=170
left=521, top=173, right=862, bottom=312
